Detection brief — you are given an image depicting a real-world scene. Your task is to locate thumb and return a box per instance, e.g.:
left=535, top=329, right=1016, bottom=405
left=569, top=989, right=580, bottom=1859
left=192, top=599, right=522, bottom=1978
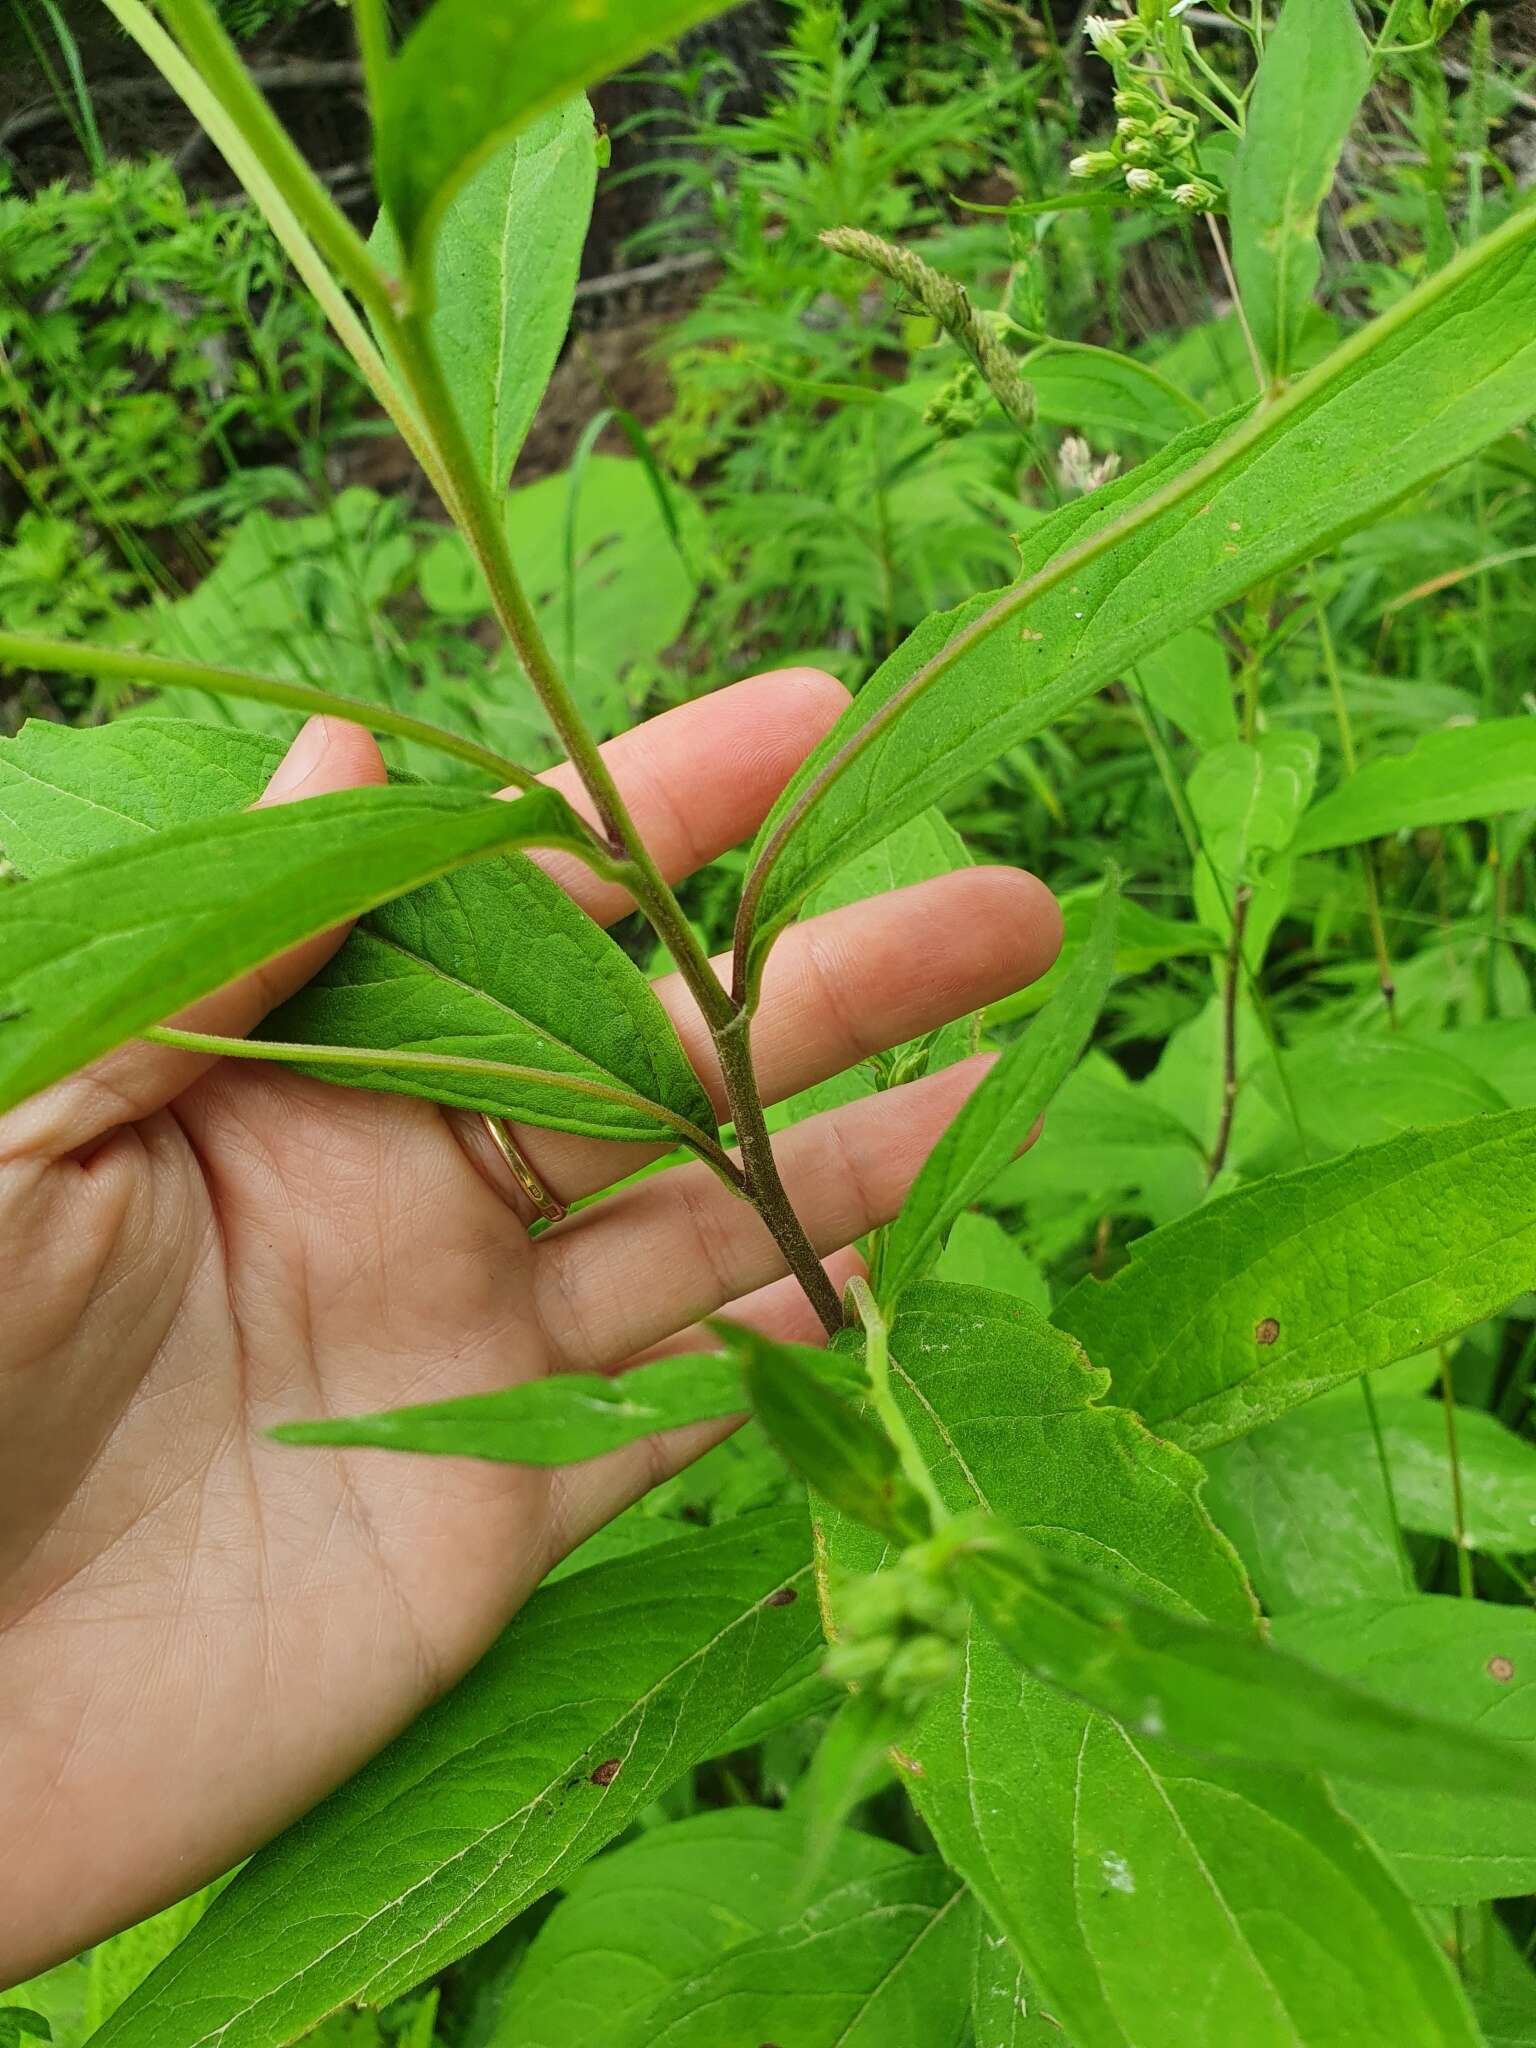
left=8, top=717, right=388, bottom=1160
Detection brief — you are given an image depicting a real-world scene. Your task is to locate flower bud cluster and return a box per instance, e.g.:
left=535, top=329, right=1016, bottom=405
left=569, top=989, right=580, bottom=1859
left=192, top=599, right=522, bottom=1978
left=922, top=359, right=987, bottom=441
left=1068, top=19, right=1223, bottom=213
left=823, top=1553, right=970, bottom=1708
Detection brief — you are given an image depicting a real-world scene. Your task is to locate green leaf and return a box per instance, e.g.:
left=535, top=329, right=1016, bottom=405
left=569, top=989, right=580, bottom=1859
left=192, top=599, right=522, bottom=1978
left=272, top=1351, right=744, bottom=1464
left=418, top=456, right=703, bottom=742
left=1134, top=627, right=1237, bottom=755
left=933, top=1211, right=1049, bottom=1313
left=371, top=99, right=596, bottom=497
left=1188, top=731, right=1318, bottom=962
left=778, top=807, right=976, bottom=1126
left=1228, top=0, right=1371, bottom=381
left=880, top=882, right=1117, bottom=1301
left=610, top=1856, right=973, bottom=2048
left=0, top=719, right=717, bottom=1147
left=985, top=888, right=1219, bottom=1027
left=971, top=1918, right=1058, bottom=2047
left=1052, top=1109, right=1536, bottom=1451
left=488, top=1809, right=909, bottom=2047
left=818, top=1284, right=1479, bottom=2048
left=1024, top=350, right=1207, bottom=442
left=377, top=0, right=729, bottom=266
left=0, top=2017, right=51, bottom=2047
left=0, top=781, right=595, bottom=1120
left=1274, top=1598, right=1536, bottom=1904
left=735, top=1325, right=933, bottom=1546
left=95, top=1510, right=819, bottom=2048
left=1203, top=1391, right=1536, bottom=1612
left=737, top=206, right=1536, bottom=980
left=1294, top=717, right=1536, bottom=853
left=1251, top=1033, right=1507, bottom=1157
left=957, top=1519, right=1536, bottom=1806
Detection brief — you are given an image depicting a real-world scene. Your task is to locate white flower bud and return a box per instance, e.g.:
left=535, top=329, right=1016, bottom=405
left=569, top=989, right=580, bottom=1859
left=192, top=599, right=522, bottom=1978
left=1125, top=167, right=1163, bottom=196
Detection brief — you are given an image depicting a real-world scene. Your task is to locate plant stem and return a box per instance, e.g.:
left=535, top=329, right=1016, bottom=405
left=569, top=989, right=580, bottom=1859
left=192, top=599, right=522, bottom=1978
left=716, top=1015, right=844, bottom=1335
left=147, top=0, right=843, bottom=1337
left=847, top=1278, right=949, bottom=1527
left=1358, top=1375, right=1415, bottom=1592
left=1439, top=1346, right=1477, bottom=1600
left=0, top=630, right=544, bottom=790
left=384, top=314, right=733, bottom=1031
left=159, top=0, right=391, bottom=326
left=1206, top=213, right=1266, bottom=396
left=1207, top=884, right=1250, bottom=1184
left=1313, top=570, right=1398, bottom=1024
left=146, top=1027, right=745, bottom=1187
left=101, top=0, right=452, bottom=506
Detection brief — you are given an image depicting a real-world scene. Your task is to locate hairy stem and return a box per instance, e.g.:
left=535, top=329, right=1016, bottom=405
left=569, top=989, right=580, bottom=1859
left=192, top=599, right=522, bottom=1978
left=716, top=1017, right=844, bottom=1335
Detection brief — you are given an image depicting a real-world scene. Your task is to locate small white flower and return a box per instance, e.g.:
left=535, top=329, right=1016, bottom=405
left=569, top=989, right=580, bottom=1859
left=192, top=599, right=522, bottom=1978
left=1125, top=166, right=1162, bottom=195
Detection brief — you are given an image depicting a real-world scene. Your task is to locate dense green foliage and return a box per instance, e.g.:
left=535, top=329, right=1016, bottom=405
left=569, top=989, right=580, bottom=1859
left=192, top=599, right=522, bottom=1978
left=3, top=0, right=1536, bottom=2043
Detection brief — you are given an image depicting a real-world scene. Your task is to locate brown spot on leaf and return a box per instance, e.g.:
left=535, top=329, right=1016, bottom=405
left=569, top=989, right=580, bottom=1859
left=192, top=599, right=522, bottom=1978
left=765, top=1586, right=798, bottom=1607
left=1254, top=1317, right=1281, bottom=1346
left=891, top=1747, right=926, bottom=1778
left=1488, top=1655, right=1515, bottom=1682
left=590, top=1758, right=622, bottom=1787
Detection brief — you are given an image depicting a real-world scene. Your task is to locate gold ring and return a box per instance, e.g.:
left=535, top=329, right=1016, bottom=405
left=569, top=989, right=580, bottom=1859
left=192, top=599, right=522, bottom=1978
left=480, top=1114, right=570, bottom=1224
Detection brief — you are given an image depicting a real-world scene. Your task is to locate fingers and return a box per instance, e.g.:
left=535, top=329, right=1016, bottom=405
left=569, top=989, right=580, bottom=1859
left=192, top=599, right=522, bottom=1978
left=462, top=863, right=1059, bottom=1222
left=2, top=718, right=387, bottom=1161
left=527, top=666, right=850, bottom=924
left=542, top=1249, right=866, bottom=1570
left=534, top=1054, right=1006, bottom=1371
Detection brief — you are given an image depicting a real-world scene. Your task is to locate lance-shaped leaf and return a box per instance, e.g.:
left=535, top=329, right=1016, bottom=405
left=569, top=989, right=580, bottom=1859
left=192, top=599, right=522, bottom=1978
left=818, top=1284, right=1481, bottom=2048
left=1053, top=1109, right=1536, bottom=1450
left=377, top=0, right=730, bottom=265
left=95, top=1510, right=819, bottom=2048
left=1274, top=1598, right=1536, bottom=1905
left=735, top=1325, right=932, bottom=1546
left=370, top=99, right=596, bottom=496
left=1228, top=0, right=1371, bottom=382
left=272, top=1352, right=743, bottom=1464
left=0, top=719, right=716, bottom=1147
left=614, top=1856, right=974, bottom=2048
left=954, top=1519, right=1536, bottom=1805
left=880, top=882, right=1116, bottom=1302
left=1294, top=717, right=1536, bottom=853
left=735, top=206, right=1536, bottom=985
left=492, top=1808, right=910, bottom=2047
left=0, top=782, right=594, bottom=1119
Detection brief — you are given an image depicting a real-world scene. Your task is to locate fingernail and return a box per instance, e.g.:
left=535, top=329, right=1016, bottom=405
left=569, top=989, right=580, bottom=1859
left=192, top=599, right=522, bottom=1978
left=263, top=716, right=332, bottom=801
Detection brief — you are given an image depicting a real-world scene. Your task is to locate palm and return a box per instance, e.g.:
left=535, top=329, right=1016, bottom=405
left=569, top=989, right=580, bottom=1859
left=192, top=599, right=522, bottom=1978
left=0, top=675, right=1058, bottom=1982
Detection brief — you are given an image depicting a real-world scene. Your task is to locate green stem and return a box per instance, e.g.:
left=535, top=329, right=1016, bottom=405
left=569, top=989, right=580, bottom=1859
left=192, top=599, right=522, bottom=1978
left=145, top=1027, right=746, bottom=1190
left=351, top=0, right=393, bottom=113
left=102, top=0, right=452, bottom=509
left=1314, top=572, right=1398, bottom=1025
left=0, top=630, right=546, bottom=791
left=847, top=1278, right=949, bottom=1528
left=159, top=0, right=392, bottom=325
left=1439, top=1346, right=1476, bottom=1600
left=385, top=313, right=733, bottom=1031
left=1358, top=1374, right=1415, bottom=1592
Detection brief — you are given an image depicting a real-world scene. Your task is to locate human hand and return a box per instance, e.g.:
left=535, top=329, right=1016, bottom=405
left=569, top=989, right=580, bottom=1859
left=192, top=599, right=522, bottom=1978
left=0, top=668, right=1059, bottom=1980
